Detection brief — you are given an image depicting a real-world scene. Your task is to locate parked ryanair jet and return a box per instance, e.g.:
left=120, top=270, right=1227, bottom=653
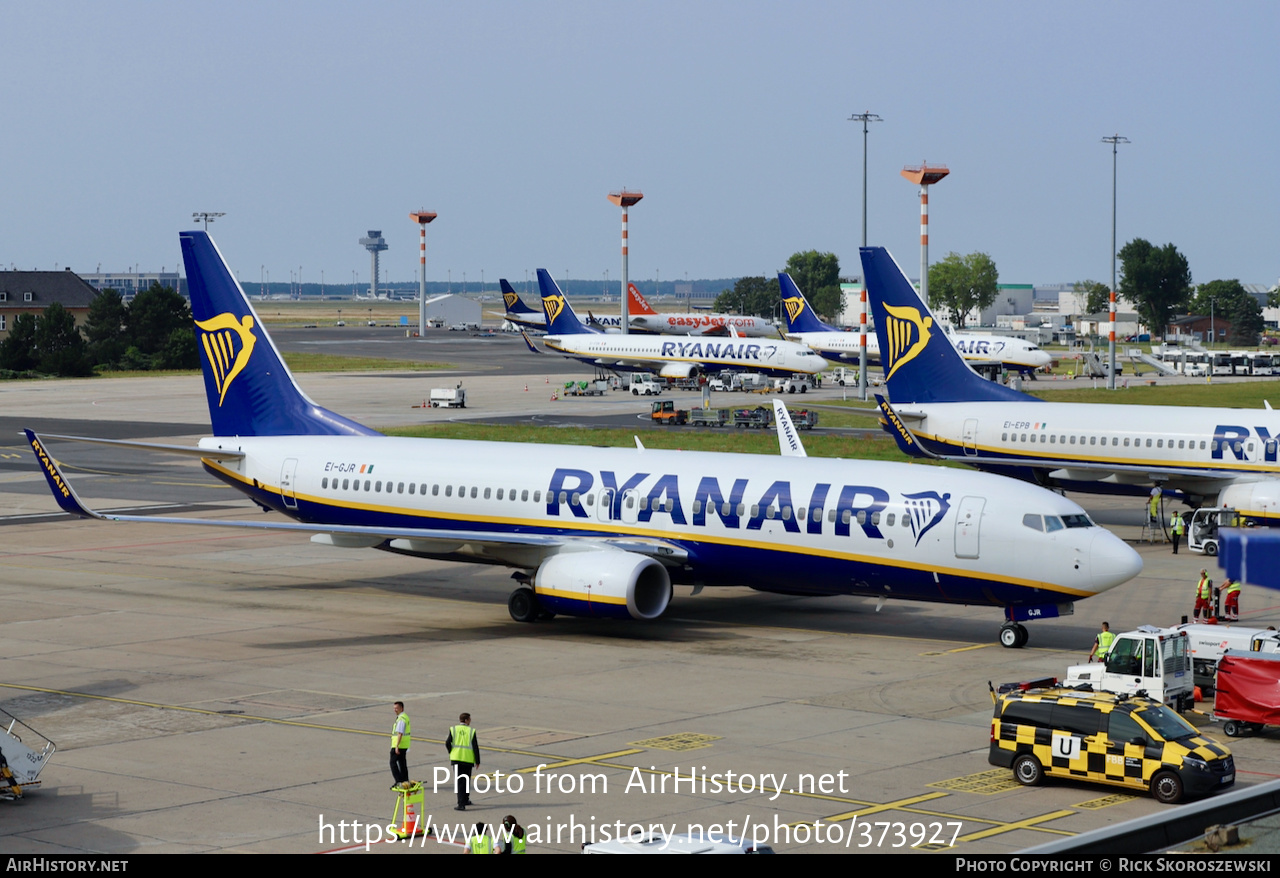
left=779, top=273, right=1053, bottom=375
left=532, top=270, right=828, bottom=381
left=861, top=245, right=1280, bottom=524
left=25, top=233, right=1142, bottom=648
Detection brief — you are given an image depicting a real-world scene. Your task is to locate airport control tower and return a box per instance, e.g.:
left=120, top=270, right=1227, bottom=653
left=358, top=230, right=388, bottom=298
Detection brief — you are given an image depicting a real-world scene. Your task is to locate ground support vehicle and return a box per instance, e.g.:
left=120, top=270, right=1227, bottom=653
left=731, top=373, right=769, bottom=392
left=429, top=386, right=467, bottom=408
left=774, top=375, right=813, bottom=394
left=688, top=408, right=730, bottom=427
left=1173, top=623, right=1280, bottom=692
left=630, top=374, right=663, bottom=396
left=650, top=400, right=688, bottom=425
left=1213, top=651, right=1280, bottom=737
left=1187, top=507, right=1242, bottom=556
left=790, top=409, right=819, bottom=430
left=732, top=407, right=772, bottom=429
left=989, top=684, right=1235, bottom=804
left=0, top=709, right=54, bottom=800
left=564, top=379, right=608, bottom=397
left=1064, top=625, right=1193, bottom=711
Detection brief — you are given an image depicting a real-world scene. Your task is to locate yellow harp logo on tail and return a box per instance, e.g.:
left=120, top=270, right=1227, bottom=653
left=783, top=297, right=806, bottom=325
left=882, top=304, right=933, bottom=381
left=544, top=293, right=566, bottom=325
left=195, top=313, right=257, bottom=406
left=503, top=292, right=520, bottom=310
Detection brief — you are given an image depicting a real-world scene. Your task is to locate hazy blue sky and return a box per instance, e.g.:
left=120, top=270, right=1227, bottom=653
left=2, top=1, right=1276, bottom=290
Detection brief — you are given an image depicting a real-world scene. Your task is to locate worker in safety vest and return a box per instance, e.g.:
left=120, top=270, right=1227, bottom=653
left=499, top=815, right=527, bottom=854
left=1088, top=622, right=1115, bottom=662
left=446, top=712, right=480, bottom=811
left=390, top=701, right=411, bottom=789
left=1171, top=512, right=1186, bottom=554
left=1223, top=578, right=1242, bottom=622
left=467, top=822, right=495, bottom=854
left=1194, top=570, right=1214, bottom=620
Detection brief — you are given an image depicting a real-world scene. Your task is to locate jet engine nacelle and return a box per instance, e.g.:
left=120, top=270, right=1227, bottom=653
left=533, top=551, right=672, bottom=620
left=658, top=362, right=700, bottom=380
left=1219, top=478, right=1280, bottom=524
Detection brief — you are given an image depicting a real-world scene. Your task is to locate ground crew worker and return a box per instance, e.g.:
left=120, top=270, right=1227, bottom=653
left=499, top=815, right=526, bottom=854
left=1194, top=570, right=1214, bottom=620
left=389, top=701, right=410, bottom=789
left=446, top=712, right=480, bottom=811
left=1171, top=511, right=1186, bottom=554
left=1223, top=578, right=1242, bottom=622
left=1088, top=622, right=1115, bottom=662
left=468, top=822, right=494, bottom=854
left=1148, top=488, right=1162, bottom=530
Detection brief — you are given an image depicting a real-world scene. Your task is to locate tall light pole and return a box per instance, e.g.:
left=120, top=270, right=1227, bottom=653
left=410, top=211, right=438, bottom=337
left=849, top=111, right=881, bottom=400
left=607, top=190, right=643, bottom=335
left=192, top=211, right=224, bottom=231
left=900, top=163, right=950, bottom=304
left=1102, top=134, right=1130, bottom=390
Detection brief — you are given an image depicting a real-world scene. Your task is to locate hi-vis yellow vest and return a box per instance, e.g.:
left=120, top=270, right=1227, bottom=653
left=391, top=713, right=411, bottom=750
left=450, top=724, right=477, bottom=763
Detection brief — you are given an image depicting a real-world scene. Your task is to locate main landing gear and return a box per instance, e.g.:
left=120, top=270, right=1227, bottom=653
left=1000, top=623, right=1029, bottom=649
left=508, top=574, right=555, bottom=623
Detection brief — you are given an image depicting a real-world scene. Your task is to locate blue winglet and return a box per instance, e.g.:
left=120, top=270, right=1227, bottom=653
left=25, top=430, right=100, bottom=519
left=873, top=395, right=933, bottom=460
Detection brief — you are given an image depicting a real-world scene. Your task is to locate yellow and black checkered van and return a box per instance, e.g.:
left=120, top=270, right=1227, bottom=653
left=989, top=687, right=1234, bottom=803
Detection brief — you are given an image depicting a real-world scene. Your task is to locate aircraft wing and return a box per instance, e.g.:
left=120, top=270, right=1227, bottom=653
left=25, top=430, right=689, bottom=568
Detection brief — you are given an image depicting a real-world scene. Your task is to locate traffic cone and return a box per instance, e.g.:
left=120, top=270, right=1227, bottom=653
left=524, top=384, right=528, bottom=392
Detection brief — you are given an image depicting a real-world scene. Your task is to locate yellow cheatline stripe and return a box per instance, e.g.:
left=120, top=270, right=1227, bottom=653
left=201, top=461, right=1094, bottom=597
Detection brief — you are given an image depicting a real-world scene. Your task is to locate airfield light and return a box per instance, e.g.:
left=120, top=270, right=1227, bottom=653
left=410, top=211, right=438, bottom=337
left=1102, top=135, right=1130, bottom=391
left=193, top=211, right=225, bottom=231
left=849, top=111, right=882, bottom=401
left=608, top=190, right=644, bottom=335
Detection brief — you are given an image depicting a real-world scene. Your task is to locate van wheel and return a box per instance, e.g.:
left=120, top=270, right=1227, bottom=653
left=1223, top=720, right=1241, bottom=737
left=1205, top=542, right=1219, bottom=557
left=1151, top=770, right=1184, bottom=804
left=1013, top=753, right=1044, bottom=786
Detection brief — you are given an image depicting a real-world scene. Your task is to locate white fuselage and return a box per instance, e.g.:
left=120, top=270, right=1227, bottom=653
left=628, top=312, right=776, bottom=338
left=541, top=333, right=829, bottom=378
left=195, top=434, right=1139, bottom=606
left=902, top=400, right=1280, bottom=520
left=789, top=330, right=1052, bottom=372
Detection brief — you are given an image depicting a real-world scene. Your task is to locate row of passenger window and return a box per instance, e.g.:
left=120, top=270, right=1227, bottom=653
left=999, top=433, right=1271, bottom=455
left=317, top=475, right=914, bottom=527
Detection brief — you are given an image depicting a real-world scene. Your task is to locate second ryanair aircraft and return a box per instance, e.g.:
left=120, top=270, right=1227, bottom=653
left=862, top=245, right=1280, bottom=524
left=24, top=232, right=1142, bottom=648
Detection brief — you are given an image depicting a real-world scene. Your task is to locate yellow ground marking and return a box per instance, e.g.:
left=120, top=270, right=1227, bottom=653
left=631, top=733, right=721, bottom=751
left=955, top=810, right=1077, bottom=842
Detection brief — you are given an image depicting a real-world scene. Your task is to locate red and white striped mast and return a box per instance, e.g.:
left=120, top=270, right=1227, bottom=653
left=900, top=163, right=950, bottom=306
left=410, top=211, right=437, bottom=337
left=608, top=190, right=643, bottom=335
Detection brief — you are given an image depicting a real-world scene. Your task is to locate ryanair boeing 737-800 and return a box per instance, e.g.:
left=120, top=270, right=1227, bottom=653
left=861, top=245, right=1280, bottom=525
left=25, top=233, right=1142, bottom=647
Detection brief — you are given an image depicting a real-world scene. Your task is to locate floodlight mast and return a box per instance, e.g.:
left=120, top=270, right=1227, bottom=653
left=608, top=190, right=643, bottom=335
left=410, top=211, right=438, bottom=337
left=848, top=112, right=881, bottom=400
left=1102, top=134, right=1130, bottom=391
left=900, top=163, right=949, bottom=307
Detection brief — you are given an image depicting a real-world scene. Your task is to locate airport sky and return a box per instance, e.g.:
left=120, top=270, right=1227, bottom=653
left=2, top=1, right=1277, bottom=292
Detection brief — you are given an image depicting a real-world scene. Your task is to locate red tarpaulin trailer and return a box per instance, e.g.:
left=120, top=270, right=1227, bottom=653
left=1214, top=650, right=1280, bottom=737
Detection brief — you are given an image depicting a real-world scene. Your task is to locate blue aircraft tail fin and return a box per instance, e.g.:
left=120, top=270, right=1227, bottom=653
left=179, top=231, right=380, bottom=436
left=537, top=269, right=588, bottom=335
left=778, top=273, right=837, bottom=333
left=859, top=246, right=1034, bottom=405
left=500, top=278, right=538, bottom=315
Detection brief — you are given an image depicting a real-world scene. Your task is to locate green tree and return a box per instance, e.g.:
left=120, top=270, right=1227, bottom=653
left=154, top=326, right=199, bottom=370
left=785, top=251, right=842, bottom=321
left=35, top=302, right=91, bottom=376
left=0, top=313, right=38, bottom=372
left=927, top=252, right=998, bottom=328
left=1073, top=280, right=1112, bottom=315
left=714, top=276, right=780, bottom=318
left=83, top=289, right=128, bottom=368
left=1117, top=239, right=1192, bottom=337
left=1191, top=279, right=1263, bottom=346
left=126, top=283, right=191, bottom=357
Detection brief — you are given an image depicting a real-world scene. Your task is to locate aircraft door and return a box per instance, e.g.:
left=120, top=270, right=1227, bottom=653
left=962, top=419, right=979, bottom=456
left=598, top=488, right=616, bottom=522
left=281, top=458, right=299, bottom=510
left=620, top=489, right=640, bottom=524
left=954, top=495, right=985, bottom=559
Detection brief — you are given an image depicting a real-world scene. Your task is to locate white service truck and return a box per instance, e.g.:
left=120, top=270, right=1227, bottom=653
left=629, top=373, right=663, bottom=396
left=1065, top=625, right=1194, bottom=711
left=1173, top=623, right=1280, bottom=690
left=429, top=386, right=467, bottom=408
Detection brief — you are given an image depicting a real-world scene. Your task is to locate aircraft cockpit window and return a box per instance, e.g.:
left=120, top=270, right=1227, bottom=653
left=1044, top=516, right=1064, bottom=532
left=1062, top=514, right=1093, bottom=528
left=1022, top=514, right=1043, bottom=531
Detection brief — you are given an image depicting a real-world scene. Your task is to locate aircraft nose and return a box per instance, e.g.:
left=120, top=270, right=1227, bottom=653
left=1088, top=529, right=1143, bottom=592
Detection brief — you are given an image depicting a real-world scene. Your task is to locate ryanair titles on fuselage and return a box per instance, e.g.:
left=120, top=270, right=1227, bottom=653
left=654, top=341, right=776, bottom=361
